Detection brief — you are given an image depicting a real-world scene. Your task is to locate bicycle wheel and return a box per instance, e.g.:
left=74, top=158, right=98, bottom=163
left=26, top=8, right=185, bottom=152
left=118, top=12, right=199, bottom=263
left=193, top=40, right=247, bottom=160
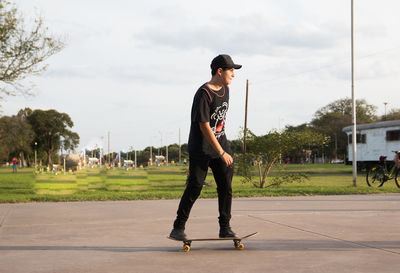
left=366, top=165, right=385, bottom=187
left=395, top=168, right=400, bottom=188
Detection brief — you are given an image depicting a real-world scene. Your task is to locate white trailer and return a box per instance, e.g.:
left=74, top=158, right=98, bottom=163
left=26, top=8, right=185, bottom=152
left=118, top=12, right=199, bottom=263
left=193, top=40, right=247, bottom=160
left=343, top=120, right=400, bottom=170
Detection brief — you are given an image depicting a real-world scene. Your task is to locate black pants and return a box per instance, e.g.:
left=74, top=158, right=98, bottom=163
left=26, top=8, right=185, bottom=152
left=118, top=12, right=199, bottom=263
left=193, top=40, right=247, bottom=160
left=173, top=156, right=234, bottom=229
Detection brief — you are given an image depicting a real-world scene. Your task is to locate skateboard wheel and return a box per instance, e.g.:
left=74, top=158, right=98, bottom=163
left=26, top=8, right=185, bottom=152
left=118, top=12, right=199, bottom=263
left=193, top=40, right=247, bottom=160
left=235, top=243, right=244, bottom=250
left=183, top=245, right=190, bottom=252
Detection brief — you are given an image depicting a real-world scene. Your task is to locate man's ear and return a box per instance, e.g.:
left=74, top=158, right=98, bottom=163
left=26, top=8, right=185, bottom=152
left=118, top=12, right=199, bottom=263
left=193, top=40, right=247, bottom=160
left=217, top=68, right=223, bottom=76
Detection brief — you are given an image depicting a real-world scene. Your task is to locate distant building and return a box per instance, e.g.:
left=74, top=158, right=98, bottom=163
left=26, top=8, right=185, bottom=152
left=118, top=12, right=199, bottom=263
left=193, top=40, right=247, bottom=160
left=123, top=160, right=134, bottom=169
left=155, top=155, right=165, bottom=166
left=343, top=120, right=400, bottom=170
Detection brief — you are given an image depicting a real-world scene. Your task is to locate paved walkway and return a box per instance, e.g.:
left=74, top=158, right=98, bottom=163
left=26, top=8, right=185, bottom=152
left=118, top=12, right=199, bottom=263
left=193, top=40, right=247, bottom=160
left=0, top=194, right=399, bottom=273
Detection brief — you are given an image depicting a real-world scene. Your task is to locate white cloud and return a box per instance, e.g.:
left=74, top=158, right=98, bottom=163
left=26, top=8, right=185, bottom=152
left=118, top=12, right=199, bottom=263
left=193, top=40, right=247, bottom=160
left=134, top=13, right=348, bottom=56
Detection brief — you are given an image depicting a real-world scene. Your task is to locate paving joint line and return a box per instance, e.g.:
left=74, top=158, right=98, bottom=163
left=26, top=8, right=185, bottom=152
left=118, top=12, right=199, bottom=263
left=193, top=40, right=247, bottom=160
left=248, top=214, right=400, bottom=256
left=0, top=209, right=11, bottom=229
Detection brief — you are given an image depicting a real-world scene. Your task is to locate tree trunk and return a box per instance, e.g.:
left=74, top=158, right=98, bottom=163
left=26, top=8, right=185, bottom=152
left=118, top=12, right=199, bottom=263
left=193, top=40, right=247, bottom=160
left=48, top=150, right=52, bottom=168
left=258, top=162, right=263, bottom=188
left=260, top=157, right=278, bottom=188
left=19, top=152, right=25, bottom=168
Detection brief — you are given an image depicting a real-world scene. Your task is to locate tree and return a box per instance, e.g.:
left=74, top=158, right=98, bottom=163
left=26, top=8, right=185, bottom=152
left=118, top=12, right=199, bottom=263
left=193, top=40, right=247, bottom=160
left=0, top=113, right=33, bottom=164
left=0, top=0, right=64, bottom=102
left=166, top=143, right=180, bottom=163
left=228, top=139, right=243, bottom=155
left=311, top=98, right=378, bottom=160
left=239, top=129, right=328, bottom=188
left=26, top=109, right=79, bottom=166
left=284, top=123, right=318, bottom=163
left=136, top=150, right=150, bottom=166
left=313, top=98, right=378, bottom=122
left=382, top=108, right=400, bottom=121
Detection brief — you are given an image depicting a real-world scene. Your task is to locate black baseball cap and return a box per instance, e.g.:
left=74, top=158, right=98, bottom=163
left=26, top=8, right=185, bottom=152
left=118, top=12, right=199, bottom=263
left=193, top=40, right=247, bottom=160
left=211, top=54, right=242, bottom=70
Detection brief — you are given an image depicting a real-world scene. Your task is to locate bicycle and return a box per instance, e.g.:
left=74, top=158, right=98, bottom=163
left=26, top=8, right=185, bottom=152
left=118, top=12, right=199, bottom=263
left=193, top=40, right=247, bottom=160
left=366, top=151, right=400, bottom=188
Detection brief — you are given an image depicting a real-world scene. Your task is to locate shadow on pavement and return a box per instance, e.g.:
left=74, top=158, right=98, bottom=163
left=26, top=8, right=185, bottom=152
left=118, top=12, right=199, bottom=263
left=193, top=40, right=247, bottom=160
left=1, top=239, right=399, bottom=253
left=0, top=245, right=177, bottom=253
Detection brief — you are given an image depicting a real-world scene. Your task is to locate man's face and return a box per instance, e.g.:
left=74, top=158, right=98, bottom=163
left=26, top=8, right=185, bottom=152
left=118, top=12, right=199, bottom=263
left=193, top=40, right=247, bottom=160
left=219, top=68, right=235, bottom=85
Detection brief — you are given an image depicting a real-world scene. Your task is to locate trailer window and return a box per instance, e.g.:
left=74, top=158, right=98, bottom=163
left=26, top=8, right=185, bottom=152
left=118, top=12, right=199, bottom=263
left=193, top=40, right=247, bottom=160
left=348, top=133, right=366, bottom=144
left=386, top=130, right=400, bottom=141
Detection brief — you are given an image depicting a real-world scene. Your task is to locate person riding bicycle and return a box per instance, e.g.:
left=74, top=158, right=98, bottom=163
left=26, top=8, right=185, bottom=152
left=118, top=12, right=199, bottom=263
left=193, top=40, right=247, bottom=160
left=395, top=151, right=400, bottom=169
left=366, top=150, right=400, bottom=188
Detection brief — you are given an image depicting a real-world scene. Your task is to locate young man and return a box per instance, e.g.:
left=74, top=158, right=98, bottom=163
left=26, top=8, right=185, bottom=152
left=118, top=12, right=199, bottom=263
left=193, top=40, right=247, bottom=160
left=170, top=54, right=242, bottom=240
left=394, top=151, right=400, bottom=169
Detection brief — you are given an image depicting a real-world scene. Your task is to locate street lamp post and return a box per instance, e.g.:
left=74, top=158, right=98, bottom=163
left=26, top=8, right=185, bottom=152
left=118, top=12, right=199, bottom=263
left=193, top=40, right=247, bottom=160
left=351, top=0, right=357, bottom=186
left=135, top=150, right=137, bottom=170
left=158, top=131, right=162, bottom=156
left=34, top=142, right=37, bottom=169
left=384, top=102, right=388, bottom=120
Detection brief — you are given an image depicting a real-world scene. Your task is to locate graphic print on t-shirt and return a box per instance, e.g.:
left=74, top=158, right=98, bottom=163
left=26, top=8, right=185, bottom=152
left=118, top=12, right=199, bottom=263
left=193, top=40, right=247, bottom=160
left=210, top=102, right=228, bottom=139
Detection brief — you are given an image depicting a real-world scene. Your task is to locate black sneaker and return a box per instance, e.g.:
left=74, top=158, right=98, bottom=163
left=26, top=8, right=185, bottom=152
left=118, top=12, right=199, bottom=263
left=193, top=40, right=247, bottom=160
left=169, top=228, right=187, bottom=240
left=219, top=226, right=237, bottom=238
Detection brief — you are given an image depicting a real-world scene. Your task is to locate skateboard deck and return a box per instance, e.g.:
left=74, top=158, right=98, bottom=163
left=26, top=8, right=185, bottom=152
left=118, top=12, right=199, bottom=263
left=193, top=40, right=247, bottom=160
left=168, top=232, right=258, bottom=252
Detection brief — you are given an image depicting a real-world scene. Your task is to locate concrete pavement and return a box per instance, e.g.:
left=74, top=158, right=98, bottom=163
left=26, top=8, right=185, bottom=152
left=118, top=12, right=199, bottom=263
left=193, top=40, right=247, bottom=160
left=0, top=194, right=400, bottom=273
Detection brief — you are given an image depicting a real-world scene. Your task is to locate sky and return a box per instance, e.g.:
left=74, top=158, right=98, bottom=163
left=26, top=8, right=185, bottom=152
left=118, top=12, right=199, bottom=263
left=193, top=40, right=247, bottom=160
left=3, top=0, right=400, bottom=152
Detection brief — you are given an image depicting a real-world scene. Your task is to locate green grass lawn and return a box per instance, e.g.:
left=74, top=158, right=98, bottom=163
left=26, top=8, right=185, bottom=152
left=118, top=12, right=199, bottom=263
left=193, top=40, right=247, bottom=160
left=0, top=164, right=398, bottom=203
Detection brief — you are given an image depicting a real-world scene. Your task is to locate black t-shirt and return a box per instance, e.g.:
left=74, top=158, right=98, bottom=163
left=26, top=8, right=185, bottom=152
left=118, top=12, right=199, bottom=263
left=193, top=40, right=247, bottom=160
left=188, top=83, right=232, bottom=159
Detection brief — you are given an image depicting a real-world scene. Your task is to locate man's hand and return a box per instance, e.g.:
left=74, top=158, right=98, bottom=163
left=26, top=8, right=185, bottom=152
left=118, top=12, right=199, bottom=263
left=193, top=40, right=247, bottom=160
left=199, top=122, right=233, bottom=166
left=221, top=152, right=233, bottom=167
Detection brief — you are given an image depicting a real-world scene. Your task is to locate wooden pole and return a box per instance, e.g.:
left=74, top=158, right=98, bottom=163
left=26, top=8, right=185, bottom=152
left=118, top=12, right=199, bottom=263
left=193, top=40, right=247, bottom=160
left=243, top=79, right=249, bottom=154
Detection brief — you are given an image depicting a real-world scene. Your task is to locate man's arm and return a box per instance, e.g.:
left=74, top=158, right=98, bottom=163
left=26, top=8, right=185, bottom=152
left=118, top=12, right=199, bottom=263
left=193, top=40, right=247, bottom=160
left=199, top=122, right=233, bottom=166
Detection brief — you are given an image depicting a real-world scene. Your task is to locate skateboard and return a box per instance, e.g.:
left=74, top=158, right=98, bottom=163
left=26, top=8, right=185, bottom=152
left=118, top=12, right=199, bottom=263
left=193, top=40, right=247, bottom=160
left=168, top=232, right=258, bottom=252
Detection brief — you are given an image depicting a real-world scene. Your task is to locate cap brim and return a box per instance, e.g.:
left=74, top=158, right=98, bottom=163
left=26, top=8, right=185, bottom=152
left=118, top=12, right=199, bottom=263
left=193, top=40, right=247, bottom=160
left=226, top=64, right=242, bottom=69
